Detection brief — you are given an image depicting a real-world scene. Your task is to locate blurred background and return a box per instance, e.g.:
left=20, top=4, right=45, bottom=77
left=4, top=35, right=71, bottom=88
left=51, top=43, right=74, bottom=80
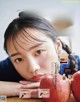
left=0, top=0, right=80, bottom=60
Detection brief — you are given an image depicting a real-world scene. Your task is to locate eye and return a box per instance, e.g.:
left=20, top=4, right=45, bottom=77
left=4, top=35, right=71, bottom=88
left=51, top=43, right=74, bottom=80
left=14, top=58, right=24, bottom=63
left=35, top=50, right=46, bottom=56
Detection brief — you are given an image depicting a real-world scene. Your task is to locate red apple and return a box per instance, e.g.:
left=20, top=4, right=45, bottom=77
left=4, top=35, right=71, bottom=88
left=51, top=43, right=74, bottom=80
left=71, top=71, right=80, bottom=102
left=40, top=74, right=70, bottom=102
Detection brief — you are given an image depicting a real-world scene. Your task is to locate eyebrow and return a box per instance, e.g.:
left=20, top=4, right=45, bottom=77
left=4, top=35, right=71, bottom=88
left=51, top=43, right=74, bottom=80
left=28, top=42, right=45, bottom=50
left=10, top=42, right=46, bottom=57
left=10, top=53, right=20, bottom=57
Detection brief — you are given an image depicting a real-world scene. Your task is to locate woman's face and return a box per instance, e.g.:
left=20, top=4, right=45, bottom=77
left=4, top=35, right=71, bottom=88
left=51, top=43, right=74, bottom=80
left=7, top=28, right=61, bottom=82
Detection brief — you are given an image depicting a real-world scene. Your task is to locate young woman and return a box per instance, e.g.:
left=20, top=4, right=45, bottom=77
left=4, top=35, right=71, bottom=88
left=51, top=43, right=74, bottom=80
left=0, top=11, right=78, bottom=98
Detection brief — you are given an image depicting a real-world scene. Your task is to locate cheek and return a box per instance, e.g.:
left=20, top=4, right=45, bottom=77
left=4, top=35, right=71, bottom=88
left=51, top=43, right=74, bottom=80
left=38, top=54, right=52, bottom=69
left=39, top=52, right=58, bottom=69
left=48, top=47, right=58, bottom=62
left=12, top=62, right=27, bottom=74
left=13, top=64, right=30, bottom=79
left=40, top=57, right=51, bottom=69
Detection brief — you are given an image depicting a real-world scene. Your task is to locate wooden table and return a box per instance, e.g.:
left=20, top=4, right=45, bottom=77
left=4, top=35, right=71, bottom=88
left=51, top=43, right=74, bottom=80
left=3, top=93, right=76, bottom=102
left=6, top=96, right=76, bottom=102
left=7, top=98, right=44, bottom=102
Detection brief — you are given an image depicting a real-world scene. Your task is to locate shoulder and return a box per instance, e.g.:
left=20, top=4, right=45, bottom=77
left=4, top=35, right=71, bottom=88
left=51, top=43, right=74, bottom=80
left=0, top=57, right=24, bottom=81
left=0, top=57, right=13, bottom=68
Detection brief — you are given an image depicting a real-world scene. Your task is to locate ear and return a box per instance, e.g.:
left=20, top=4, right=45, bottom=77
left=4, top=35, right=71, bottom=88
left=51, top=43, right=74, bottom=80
left=55, top=38, right=62, bottom=55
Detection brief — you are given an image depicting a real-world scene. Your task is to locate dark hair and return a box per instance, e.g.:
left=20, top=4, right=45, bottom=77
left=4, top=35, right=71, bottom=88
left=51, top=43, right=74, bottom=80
left=60, top=40, right=78, bottom=73
left=4, top=11, right=57, bottom=53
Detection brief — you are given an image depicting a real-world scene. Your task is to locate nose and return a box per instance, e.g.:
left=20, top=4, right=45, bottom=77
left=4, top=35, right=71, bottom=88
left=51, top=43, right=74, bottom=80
left=27, top=55, right=40, bottom=75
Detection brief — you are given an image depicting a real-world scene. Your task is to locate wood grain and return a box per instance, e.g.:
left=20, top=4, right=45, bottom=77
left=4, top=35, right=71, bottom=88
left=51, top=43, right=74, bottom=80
left=7, top=98, right=44, bottom=102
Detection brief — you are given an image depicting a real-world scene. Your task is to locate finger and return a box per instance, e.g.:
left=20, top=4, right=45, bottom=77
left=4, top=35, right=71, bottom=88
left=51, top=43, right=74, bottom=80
left=21, top=82, right=40, bottom=89
left=19, top=81, right=32, bottom=85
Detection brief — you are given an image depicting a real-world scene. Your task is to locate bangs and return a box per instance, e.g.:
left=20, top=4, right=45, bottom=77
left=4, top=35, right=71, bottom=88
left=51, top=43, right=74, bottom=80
left=10, top=28, right=46, bottom=52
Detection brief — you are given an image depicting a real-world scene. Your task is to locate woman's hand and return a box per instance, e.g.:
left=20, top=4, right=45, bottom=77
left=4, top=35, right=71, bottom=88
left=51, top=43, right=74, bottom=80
left=0, top=81, right=40, bottom=97
left=0, top=81, right=21, bottom=97
left=19, top=80, right=40, bottom=98
left=20, top=80, right=40, bottom=89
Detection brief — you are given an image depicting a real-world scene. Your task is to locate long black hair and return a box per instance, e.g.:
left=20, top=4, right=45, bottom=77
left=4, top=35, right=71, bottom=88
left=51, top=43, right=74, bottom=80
left=4, top=11, right=57, bottom=53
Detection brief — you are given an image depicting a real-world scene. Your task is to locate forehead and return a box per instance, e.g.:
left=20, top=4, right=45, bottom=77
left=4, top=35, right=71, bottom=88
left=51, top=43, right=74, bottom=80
left=7, top=28, right=52, bottom=54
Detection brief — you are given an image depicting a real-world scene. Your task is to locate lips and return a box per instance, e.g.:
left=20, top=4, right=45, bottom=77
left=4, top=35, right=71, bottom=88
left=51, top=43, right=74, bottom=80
left=30, top=75, right=44, bottom=82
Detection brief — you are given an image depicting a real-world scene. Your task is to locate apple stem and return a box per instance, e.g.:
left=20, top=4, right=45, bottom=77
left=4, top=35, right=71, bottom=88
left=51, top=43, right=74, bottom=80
left=62, top=74, right=66, bottom=80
